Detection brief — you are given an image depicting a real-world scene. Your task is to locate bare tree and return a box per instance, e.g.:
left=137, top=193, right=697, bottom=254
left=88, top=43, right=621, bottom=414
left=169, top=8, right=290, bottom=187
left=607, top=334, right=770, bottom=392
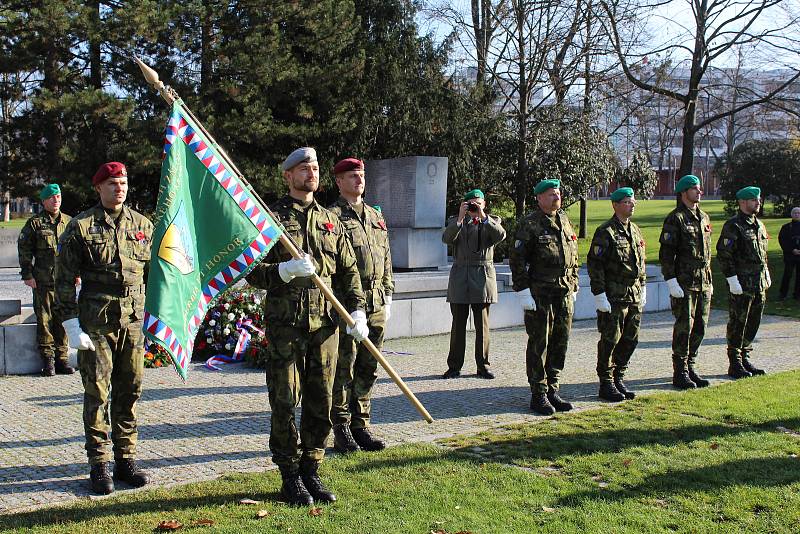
left=601, top=0, right=800, bottom=176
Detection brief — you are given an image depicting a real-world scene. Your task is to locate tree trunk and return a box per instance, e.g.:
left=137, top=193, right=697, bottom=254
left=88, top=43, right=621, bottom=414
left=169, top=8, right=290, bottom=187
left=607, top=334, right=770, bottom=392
left=88, top=0, right=102, bottom=90
left=514, top=2, right=528, bottom=220
left=200, top=0, right=215, bottom=95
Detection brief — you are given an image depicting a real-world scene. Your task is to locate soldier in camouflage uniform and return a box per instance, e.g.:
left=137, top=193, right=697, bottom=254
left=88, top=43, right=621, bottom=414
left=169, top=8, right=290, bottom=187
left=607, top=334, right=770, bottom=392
left=55, top=162, right=152, bottom=495
left=659, top=174, right=713, bottom=390
left=716, top=186, right=770, bottom=379
left=509, top=179, right=579, bottom=415
left=246, top=147, right=367, bottom=507
left=327, top=158, right=393, bottom=454
left=17, top=183, right=74, bottom=376
left=587, top=187, right=647, bottom=402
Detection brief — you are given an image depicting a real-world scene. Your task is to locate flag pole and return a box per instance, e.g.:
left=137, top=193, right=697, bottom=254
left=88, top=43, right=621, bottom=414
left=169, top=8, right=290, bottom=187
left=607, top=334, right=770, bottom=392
left=134, top=57, right=433, bottom=424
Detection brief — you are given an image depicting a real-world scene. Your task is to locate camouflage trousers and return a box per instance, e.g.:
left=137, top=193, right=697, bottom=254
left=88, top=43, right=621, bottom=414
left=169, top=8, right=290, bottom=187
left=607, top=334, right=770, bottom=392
left=32, top=285, right=68, bottom=364
left=596, top=303, right=642, bottom=382
left=670, top=289, right=711, bottom=366
left=265, top=324, right=338, bottom=474
left=331, top=306, right=386, bottom=429
left=78, top=323, right=144, bottom=465
left=524, top=293, right=573, bottom=394
left=726, top=292, right=765, bottom=361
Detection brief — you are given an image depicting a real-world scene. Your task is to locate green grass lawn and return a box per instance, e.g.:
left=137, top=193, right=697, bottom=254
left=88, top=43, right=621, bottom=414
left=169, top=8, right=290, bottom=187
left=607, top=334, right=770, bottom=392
left=3, top=370, right=798, bottom=533
left=0, top=217, right=29, bottom=230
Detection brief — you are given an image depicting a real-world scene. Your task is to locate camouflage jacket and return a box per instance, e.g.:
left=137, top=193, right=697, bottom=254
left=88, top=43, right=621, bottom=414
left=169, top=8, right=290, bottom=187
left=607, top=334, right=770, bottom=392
left=509, top=209, right=579, bottom=296
left=55, top=204, right=153, bottom=333
left=246, top=195, right=365, bottom=331
left=658, top=203, right=713, bottom=291
left=328, top=197, right=393, bottom=313
left=17, top=211, right=71, bottom=286
left=716, top=211, right=770, bottom=294
left=587, top=216, right=647, bottom=304
left=442, top=214, right=506, bottom=304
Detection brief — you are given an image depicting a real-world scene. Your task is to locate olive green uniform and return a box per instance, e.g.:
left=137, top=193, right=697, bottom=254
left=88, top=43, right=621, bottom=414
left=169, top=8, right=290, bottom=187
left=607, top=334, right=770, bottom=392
left=55, top=205, right=152, bottom=465
left=442, top=214, right=506, bottom=373
left=18, top=211, right=72, bottom=367
left=327, top=198, right=393, bottom=430
left=659, top=204, right=713, bottom=371
left=246, top=195, right=364, bottom=475
left=716, top=211, right=770, bottom=364
left=509, top=209, right=579, bottom=393
left=587, top=216, right=647, bottom=383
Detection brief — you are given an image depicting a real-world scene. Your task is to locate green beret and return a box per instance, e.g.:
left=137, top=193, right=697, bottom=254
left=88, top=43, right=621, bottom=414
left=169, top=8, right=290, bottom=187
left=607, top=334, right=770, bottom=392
left=39, top=183, right=61, bottom=200
left=736, top=186, right=761, bottom=200
left=463, top=189, right=484, bottom=201
left=675, top=174, right=700, bottom=193
left=534, top=179, right=560, bottom=195
left=610, top=187, right=634, bottom=202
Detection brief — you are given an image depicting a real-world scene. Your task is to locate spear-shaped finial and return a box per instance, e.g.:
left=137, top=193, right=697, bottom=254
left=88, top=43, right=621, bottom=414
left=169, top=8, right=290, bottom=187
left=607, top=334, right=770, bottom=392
left=134, top=55, right=176, bottom=105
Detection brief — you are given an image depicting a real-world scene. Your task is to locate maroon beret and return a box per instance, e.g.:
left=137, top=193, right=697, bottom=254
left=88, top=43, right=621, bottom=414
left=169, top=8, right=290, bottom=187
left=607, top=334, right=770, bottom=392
left=92, top=162, right=127, bottom=185
left=333, top=158, right=364, bottom=175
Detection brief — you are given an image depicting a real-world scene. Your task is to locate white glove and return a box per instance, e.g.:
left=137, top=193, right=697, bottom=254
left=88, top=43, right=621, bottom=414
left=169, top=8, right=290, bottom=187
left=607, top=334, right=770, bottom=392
left=346, top=310, right=370, bottom=342
left=278, top=254, right=315, bottom=282
left=765, top=269, right=772, bottom=289
left=641, top=288, right=647, bottom=309
left=62, top=318, right=95, bottom=351
left=594, top=292, right=612, bottom=313
left=384, top=295, right=392, bottom=323
left=666, top=278, right=685, bottom=299
left=572, top=287, right=579, bottom=302
left=726, top=275, right=743, bottom=295
left=518, top=288, right=537, bottom=311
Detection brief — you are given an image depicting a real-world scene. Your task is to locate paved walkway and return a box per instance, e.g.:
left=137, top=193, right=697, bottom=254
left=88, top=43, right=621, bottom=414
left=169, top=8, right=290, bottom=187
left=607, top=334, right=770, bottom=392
left=1, top=310, right=799, bottom=514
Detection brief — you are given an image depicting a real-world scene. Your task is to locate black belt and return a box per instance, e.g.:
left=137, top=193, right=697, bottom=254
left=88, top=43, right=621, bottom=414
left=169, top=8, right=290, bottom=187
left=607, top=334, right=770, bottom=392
left=82, top=281, right=145, bottom=296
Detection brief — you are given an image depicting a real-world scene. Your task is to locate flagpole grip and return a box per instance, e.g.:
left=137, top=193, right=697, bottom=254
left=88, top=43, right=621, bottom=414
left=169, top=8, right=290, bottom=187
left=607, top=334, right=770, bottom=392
left=276, top=233, right=433, bottom=424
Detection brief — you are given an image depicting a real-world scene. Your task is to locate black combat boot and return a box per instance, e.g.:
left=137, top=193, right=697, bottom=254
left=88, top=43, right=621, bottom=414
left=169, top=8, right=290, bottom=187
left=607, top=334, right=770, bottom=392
left=89, top=462, right=114, bottom=495
left=613, top=378, right=636, bottom=399
left=54, top=360, right=76, bottom=375
left=672, top=357, right=697, bottom=390
left=742, top=357, right=766, bottom=376
left=599, top=381, right=625, bottom=402
left=280, top=471, right=314, bottom=507
left=41, top=357, right=55, bottom=377
left=547, top=386, right=573, bottom=411
left=727, top=355, right=752, bottom=379
left=530, top=392, right=555, bottom=415
left=351, top=427, right=386, bottom=451
left=299, top=460, right=336, bottom=504
left=113, top=458, right=150, bottom=487
left=687, top=367, right=710, bottom=387
left=333, top=423, right=360, bottom=453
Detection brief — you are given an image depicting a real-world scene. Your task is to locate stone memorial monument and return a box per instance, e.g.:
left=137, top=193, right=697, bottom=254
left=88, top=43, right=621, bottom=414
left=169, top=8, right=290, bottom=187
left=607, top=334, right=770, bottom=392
left=364, top=156, right=448, bottom=270
left=0, top=229, right=20, bottom=268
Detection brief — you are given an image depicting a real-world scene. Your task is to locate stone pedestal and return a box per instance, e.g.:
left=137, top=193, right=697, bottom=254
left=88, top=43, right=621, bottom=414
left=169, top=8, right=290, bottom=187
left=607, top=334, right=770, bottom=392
left=364, top=156, right=448, bottom=269
left=0, top=229, right=20, bottom=268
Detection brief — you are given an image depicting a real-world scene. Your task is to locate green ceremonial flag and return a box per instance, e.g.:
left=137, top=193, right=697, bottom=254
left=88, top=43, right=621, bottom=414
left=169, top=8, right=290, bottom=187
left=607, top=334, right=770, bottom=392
left=143, top=101, right=282, bottom=380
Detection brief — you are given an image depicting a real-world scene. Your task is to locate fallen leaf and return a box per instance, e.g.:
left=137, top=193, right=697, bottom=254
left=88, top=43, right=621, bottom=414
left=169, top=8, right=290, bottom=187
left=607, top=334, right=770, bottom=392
left=239, top=498, right=262, bottom=505
left=710, top=443, right=720, bottom=450
left=156, top=520, right=183, bottom=530
left=454, top=531, right=475, bottom=534
left=622, top=459, right=632, bottom=467
left=256, top=510, right=271, bottom=519
left=192, top=519, right=214, bottom=527
left=542, top=506, right=556, bottom=513
left=598, top=482, right=609, bottom=488
left=308, top=507, right=323, bottom=517
left=591, top=475, right=603, bottom=481
left=455, top=505, right=461, bottom=510
left=430, top=530, right=447, bottom=534
left=789, top=453, right=798, bottom=458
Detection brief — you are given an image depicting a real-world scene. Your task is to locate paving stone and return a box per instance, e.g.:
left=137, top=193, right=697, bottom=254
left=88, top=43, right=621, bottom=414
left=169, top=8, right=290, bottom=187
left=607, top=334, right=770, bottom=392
left=1, top=309, right=799, bottom=514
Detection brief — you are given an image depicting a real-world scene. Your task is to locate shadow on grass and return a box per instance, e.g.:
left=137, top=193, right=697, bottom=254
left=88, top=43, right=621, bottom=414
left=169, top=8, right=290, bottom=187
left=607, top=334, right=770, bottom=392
left=554, top=455, right=800, bottom=509
left=0, top=487, right=283, bottom=531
